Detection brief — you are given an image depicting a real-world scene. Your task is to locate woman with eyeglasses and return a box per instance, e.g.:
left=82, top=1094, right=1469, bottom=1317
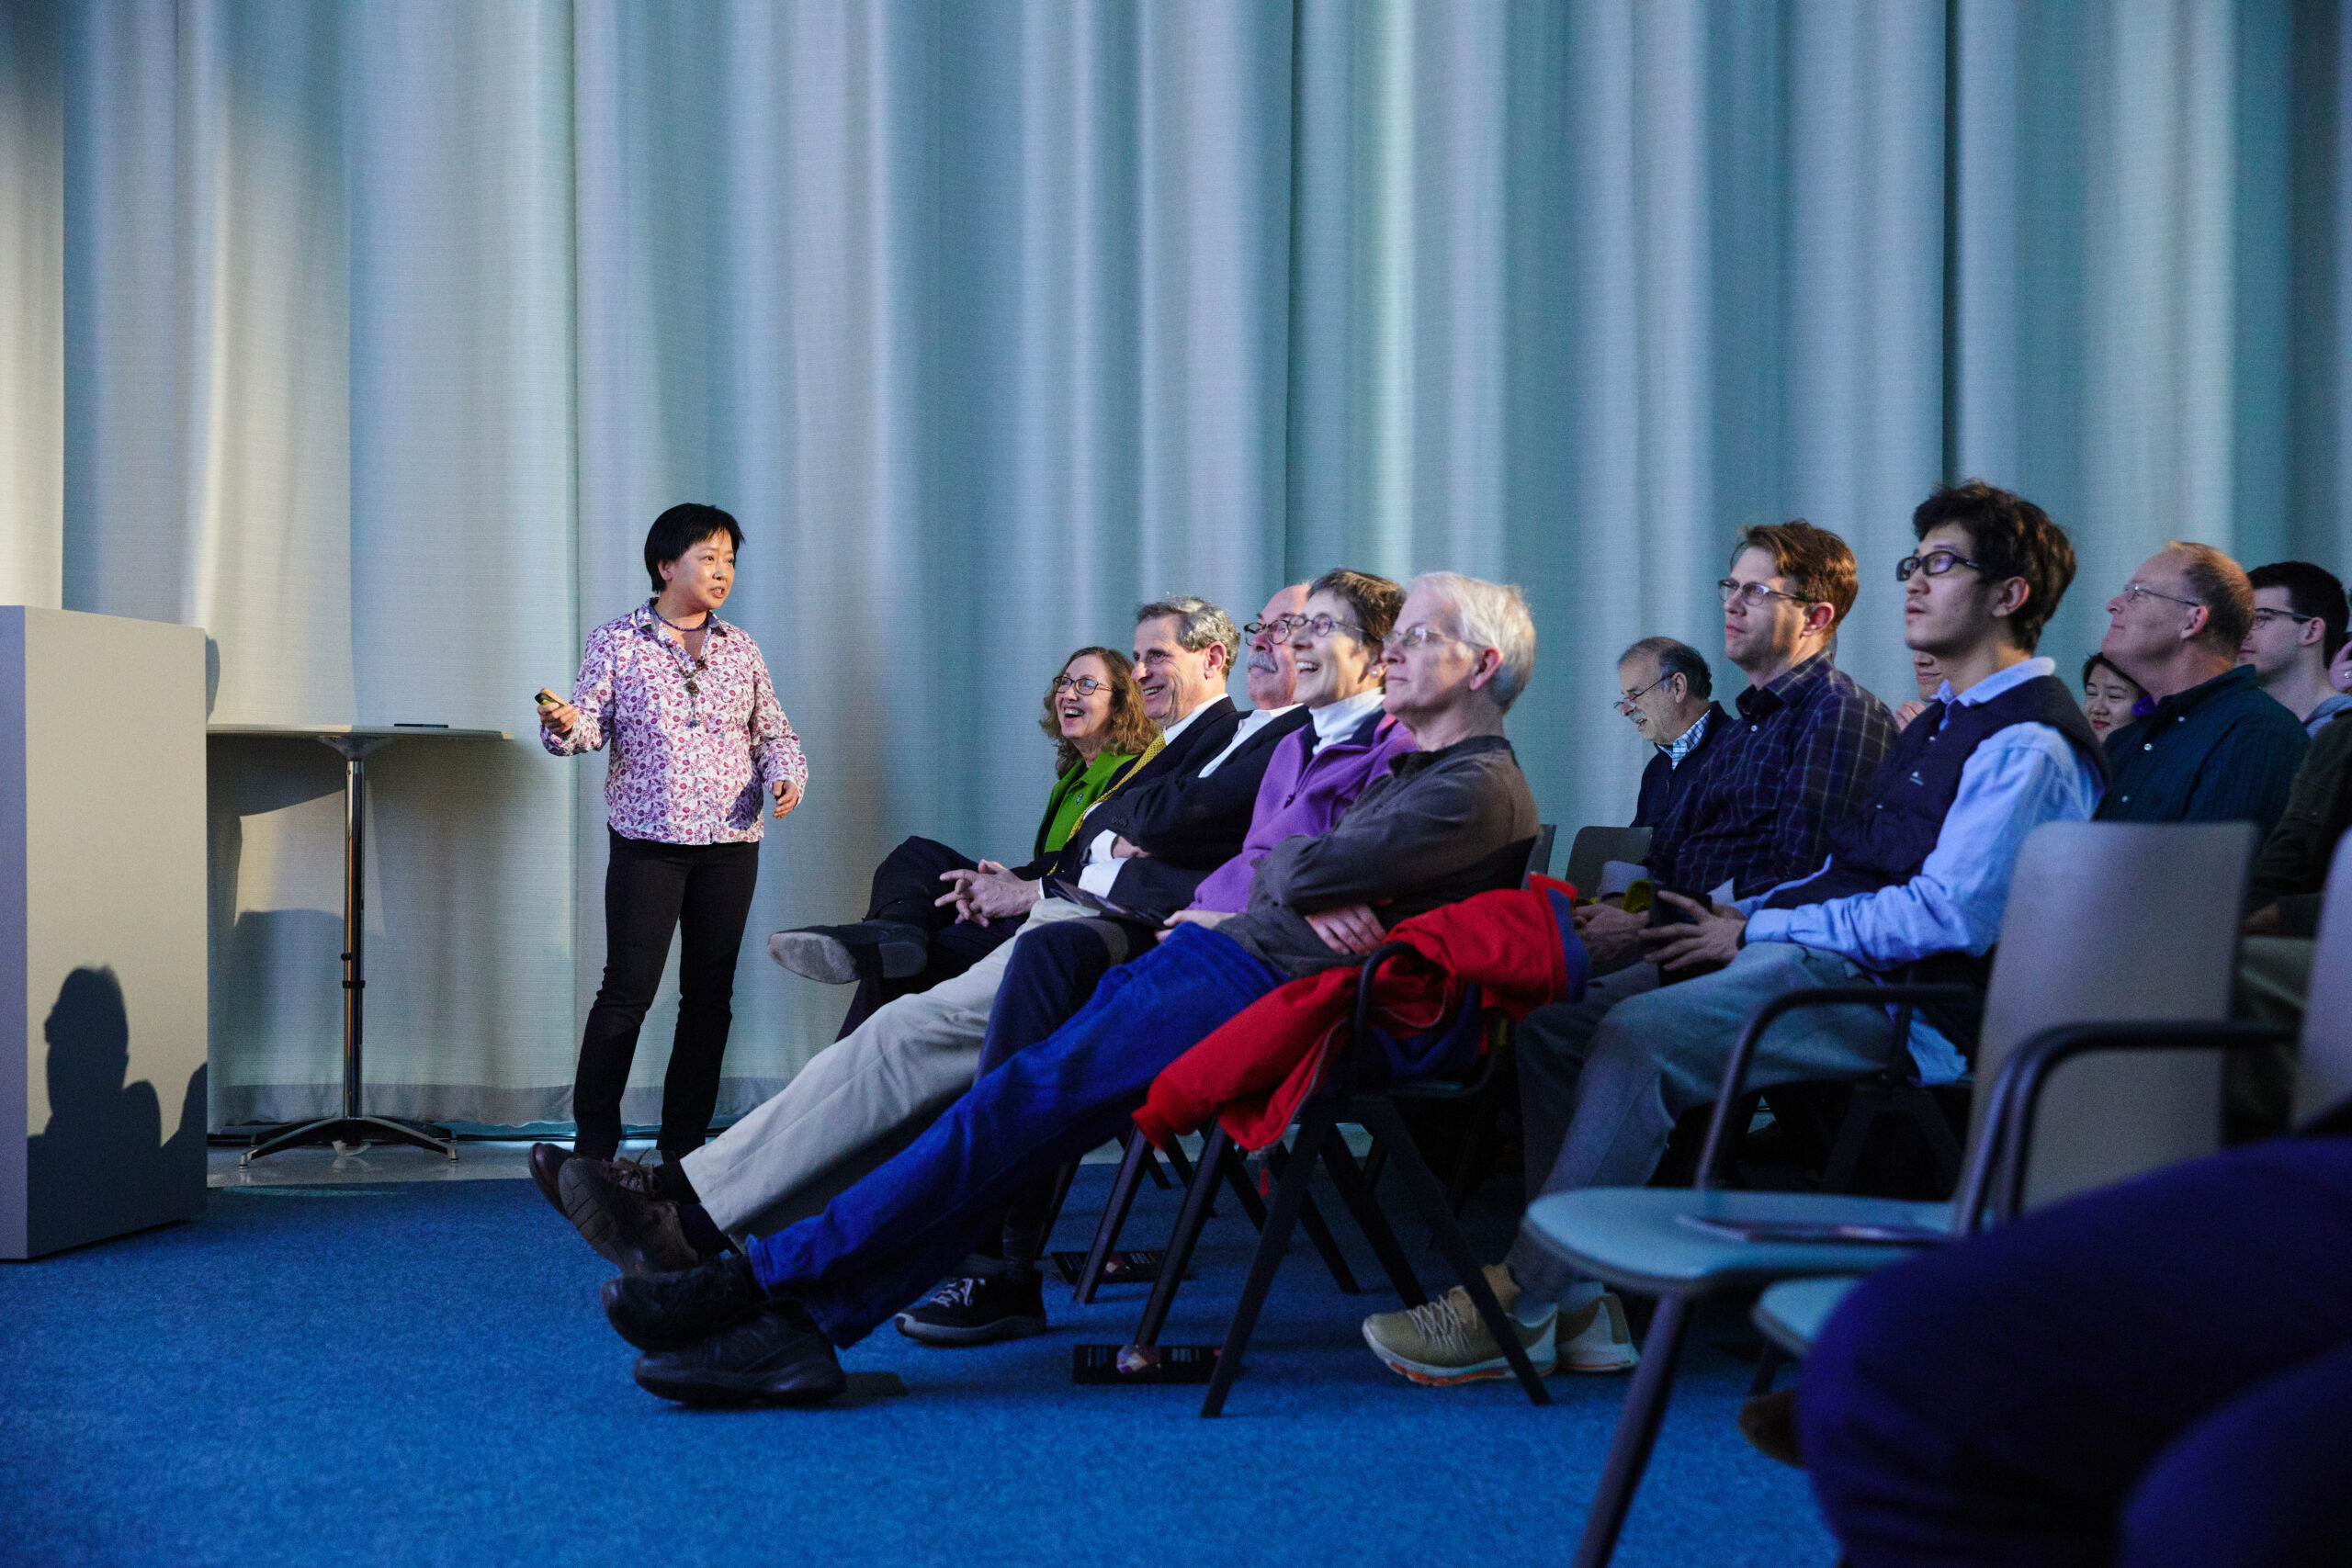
left=763, top=648, right=1157, bottom=1037
left=534, top=503, right=808, bottom=1175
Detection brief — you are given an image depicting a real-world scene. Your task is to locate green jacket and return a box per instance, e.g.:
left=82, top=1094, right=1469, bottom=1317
left=1034, top=748, right=1141, bottom=860
left=2250, top=710, right=2352, bottom=938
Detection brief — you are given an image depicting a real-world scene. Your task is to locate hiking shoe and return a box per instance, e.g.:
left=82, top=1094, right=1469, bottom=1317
left=602, top=1251, right=769, bottom=1352
left=527, top=1143, right=572, bottom=1216
left=1363, top=1264, right=1557, bottom=1386
left=765, top=921, right=927, bottom=984
left=560, top=1156, right=700, bottom=1275
left=894, top=1263, right=1049, bottom=1346
left=1556, top=1290, right=1640, bottom=1372
left=632, top=1296, right=847, bottom=1407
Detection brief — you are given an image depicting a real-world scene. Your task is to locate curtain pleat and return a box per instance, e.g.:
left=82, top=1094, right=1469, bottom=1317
left=1, top=0, right=2342, bottom=1125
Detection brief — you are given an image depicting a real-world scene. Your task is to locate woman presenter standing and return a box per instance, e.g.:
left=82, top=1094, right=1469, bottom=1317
left=535, top=503, right=807, bottom=1174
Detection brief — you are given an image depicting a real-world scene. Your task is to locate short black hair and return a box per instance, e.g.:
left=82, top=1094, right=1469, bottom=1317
left=1619, top=636, right=1713, bottom=700
left=2081, top=650, right=2143, bottom=694
left=644, top=503, right=743, bottom=595
left=2247, top=560, right=2349, bottom=661
left=1911, top=480, right=2075, bottom=652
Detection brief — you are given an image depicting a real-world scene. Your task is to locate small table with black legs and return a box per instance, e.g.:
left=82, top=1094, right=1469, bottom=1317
left=208, top=724, right=513, bottom=1166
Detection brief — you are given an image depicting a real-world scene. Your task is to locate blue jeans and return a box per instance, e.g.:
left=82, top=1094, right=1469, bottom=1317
left=744, top=924, right=1286, bottom=1345
left=1801, top=1136, right=2352, bottom=1567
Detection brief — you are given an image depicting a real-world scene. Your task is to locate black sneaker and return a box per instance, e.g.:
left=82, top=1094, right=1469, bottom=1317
left=632, top=1297, right=847, bottom=1407
left=602, top=1251, right=769, bottom=1352
left=527, top=1143, right=572, bottom=1216
left=894, top=1263, right=1049, bottom=1346
left=765, top=921, right=927, bottom=984
left=560, top=1156, right=701, bottom=1275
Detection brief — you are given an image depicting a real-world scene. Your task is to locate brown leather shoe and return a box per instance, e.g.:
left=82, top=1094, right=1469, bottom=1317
left=527, top=1143, right=572, bottom=1217
left=559, top=1156, right=701, bottom=1275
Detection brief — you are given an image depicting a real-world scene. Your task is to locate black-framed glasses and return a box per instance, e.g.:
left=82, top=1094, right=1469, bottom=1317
left=2249, top=606, right=2317, bottom=629
left=1716, top=579, right=1813, bottom=609
left=2119, top=581, right=2203, bottom=612
left=1895, top=548, right=1990, bottom=581
left=1244, top=617, right=1294, bottom=637
left=1050, top=675, right=1112, bottom=697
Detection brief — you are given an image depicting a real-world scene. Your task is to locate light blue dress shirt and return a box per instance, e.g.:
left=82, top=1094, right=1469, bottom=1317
left=1736, top=658, right=2106, bottom=1083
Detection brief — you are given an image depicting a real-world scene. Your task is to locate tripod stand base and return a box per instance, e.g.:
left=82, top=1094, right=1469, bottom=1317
left=239, top=1115, right=458, bottom=1166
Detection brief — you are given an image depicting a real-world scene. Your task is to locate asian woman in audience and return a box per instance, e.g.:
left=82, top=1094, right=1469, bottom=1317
left=1893, top=649, right=1944, bottom=730
left=2079, top=650, right=2144, bottom=742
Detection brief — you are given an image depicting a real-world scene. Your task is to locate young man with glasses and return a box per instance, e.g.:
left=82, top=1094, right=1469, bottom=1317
left=1432, top=523, right=1894, bottom=1376
left=2241, top=560, right=2352, bottom=737
left=1365, top=482, right=2108, bottom=1390
left=1616, top=637, right=1725, bottom=829
left=2095, top=543, right=2306, bottom=837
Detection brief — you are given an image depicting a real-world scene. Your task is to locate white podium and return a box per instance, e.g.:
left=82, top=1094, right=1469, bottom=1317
left=0, top=607, right=209, bottom=1259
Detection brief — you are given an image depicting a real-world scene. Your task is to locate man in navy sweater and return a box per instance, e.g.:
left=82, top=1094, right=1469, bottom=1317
left=1365, top=480, right=2109, bottom=1388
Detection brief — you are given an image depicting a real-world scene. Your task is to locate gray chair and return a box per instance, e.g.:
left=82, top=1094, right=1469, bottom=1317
left=1753, top=831, right=2352, bottom=1366
left=1522, top=820, right=2258, bottom=1568
left=1562, top=825, right=1650, bottom=898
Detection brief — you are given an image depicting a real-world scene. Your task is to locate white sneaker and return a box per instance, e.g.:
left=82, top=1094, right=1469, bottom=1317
left=1362, top=1264, right=1558, bottom=1386
left=1555, top=1291, right=1639, bottom=1372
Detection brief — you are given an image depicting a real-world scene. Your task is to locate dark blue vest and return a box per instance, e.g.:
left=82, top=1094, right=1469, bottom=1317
left=1758, top=672, right=2107, bottom=1056
left=1763, top=672, right=2108, bottom=914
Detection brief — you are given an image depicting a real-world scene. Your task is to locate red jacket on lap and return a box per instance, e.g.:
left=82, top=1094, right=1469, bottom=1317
left=1135, top=885, right=1587, bottom=1151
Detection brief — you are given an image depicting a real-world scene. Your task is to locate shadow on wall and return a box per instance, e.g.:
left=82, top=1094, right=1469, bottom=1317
left=25, top=968, right=208, bottom=1257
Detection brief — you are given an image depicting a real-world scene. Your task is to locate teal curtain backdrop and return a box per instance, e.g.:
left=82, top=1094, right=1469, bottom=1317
left=0, top=0, right=2345, bottom=1127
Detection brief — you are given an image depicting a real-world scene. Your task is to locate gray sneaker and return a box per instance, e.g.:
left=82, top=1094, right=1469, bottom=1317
left=765, top=922, right=927, bottom=984
left=1362, top=1264, right=1557, bottom=1386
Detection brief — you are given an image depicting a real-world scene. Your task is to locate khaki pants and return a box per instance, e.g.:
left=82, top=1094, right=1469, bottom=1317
left=2227, top=935, right=2316, bottom=1141
left=679, top=897, right=1090, bottom=1239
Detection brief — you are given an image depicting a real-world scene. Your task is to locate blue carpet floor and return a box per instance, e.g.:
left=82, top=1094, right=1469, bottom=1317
left=2, top=1166, right=1835, bottom=1567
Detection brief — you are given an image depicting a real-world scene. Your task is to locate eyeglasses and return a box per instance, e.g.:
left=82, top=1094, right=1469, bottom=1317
left=1388, top=624, right=1462, bottom=651
left=1895, top=549, right=1990, bottom=582
left=2118, top=581, right=2202, bottom=612
left=1614, top=676, right=1670, bottom=714
left=2249, top=606, right=2317, bottom=629
left=1250, top=613, right=1367, bottom=641
left=1716, top=579, right=1814, bottom=609
left=1049, top=675, right=1112, bottom=697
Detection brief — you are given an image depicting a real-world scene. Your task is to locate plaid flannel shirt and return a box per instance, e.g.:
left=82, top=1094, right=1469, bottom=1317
left=1645, top=651, right=1895, bottom=900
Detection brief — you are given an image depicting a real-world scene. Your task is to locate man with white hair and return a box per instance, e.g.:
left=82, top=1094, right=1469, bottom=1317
left=603, top=572, right=1544, bottom=1406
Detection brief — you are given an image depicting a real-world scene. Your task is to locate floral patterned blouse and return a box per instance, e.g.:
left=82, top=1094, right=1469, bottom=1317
left=543, top=603, right=808, bottom=844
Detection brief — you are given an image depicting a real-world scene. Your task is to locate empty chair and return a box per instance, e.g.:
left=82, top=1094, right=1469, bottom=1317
left=1521, top=819, right=2258, bottom=1568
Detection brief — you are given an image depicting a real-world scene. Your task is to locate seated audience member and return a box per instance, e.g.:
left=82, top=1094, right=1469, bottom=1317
left=603, top=573, right=1542, bottom=1407
left=2079, top=650, right=2145, bottom=742
left=2094, top=542, right=2306, bottom=837
left=1619, top=637, right=1725, bottom=829
left=1893, top=649, right=1943, bottom=730
left=2226, top=694, right=2352, bottom=1137
left=1800, top=1129, right=2352, bottom=1568
left=1364, top=480, right=2102, bottom=1387
left=547, top=595, right=1276, bottom=1268
left=2241, top=559, right=2352, bottom=736
left=770, top=604, right=1237, bottom=1032
left=894, top=569, right=1411, bottom=1344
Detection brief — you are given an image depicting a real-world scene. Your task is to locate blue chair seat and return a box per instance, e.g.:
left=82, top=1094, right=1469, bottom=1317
left=1522, top=1188, right=1949, bottom=1299
left=1753, top=1275, right=1861, bottom=1358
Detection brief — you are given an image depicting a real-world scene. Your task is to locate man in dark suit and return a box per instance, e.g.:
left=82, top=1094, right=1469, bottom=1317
left=1621, top=636, right=1724, bottom=829
left=548, top=590, right=1320, bottom=1269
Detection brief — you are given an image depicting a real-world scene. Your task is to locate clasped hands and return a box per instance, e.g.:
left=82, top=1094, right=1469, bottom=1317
left=936, top=861, right=1043, bottom=926
left=1572, top=891, right=1746, bottom=974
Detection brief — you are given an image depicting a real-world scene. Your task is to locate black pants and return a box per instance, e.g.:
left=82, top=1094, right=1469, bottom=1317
left=835, top=834, right=1021, bottom=1039
left=573, top=829, right=760, bottom=1159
